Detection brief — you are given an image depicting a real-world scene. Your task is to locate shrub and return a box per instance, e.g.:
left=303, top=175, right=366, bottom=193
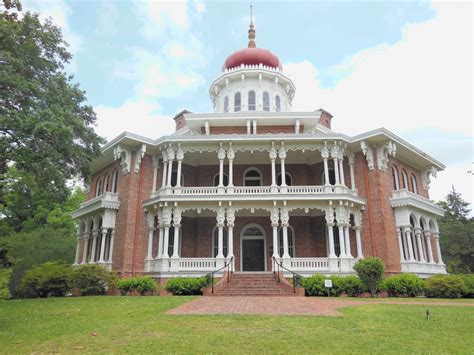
left=425, top=275, right=467, bottom=299
left=71, top=264, right=117, bottom=296
left=117, top=278, right=135, bottom=296
left=0, top=269, right=12, bottom=300
left=18, top=261, right=73, bottom=298
left=165, top=277, right=207, bottom=295
left=117, top=276, right=157, bottom=296
left=353, top=257, right=385, bottom=297
left=382, top=274, right=425, bottom=297
left=336, top=275, right=365, bottom=297
left=134, top=276, right=157, bottom=295
left=301, top=274, right=326, bottom=296
left=459, top=274, right=474, bottom=298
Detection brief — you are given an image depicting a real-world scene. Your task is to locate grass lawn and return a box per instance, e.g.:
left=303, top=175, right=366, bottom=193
left=1, top=296, right=473, bottom=353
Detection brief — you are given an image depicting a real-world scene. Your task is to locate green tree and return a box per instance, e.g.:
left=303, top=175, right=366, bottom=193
left=0, top=10, right=104, bottom=230
left=353, top=257, right=385, bottom=297
left=437, top=187, right=473, bottom=273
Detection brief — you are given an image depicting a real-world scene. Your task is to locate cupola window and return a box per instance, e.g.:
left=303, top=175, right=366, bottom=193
left=248, top=90, right=256, bottom=111
left=263, top=92, right=270, bottom=111
left=234, top=92, right=241, bottom=112
left=275, top=95, right=281, bottom=112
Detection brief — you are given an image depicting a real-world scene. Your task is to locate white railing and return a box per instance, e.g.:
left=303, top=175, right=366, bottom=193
left=287, top=186, right=326, bottom=194
left=233, top=186, right=272, bottom=194
left=286, top=257, right=329, bottom=271
left=179, top=258, right=217, bottom=271
left=180, top=187, right=220, bottom=195
left=78, top=192, right=119, bottom=209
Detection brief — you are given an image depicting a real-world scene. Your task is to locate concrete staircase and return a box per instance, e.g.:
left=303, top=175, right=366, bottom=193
left=210, top=272, right=302, bottom=296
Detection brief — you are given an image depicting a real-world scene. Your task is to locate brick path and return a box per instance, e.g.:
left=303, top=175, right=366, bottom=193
left=166, top=297, right=474, bottom=316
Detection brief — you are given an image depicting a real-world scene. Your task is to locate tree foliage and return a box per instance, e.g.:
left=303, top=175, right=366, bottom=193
left=437, top=187, right=473, bottom=273
left=0, top=10, right=104, bottom=229
left=353, top=257, right=385, bottom=296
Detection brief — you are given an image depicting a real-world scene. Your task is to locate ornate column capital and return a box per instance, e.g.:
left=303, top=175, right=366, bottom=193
left=172, top=208, right=182, bottom=225
left=226, top=207, right=235, bottom=226
left=166, top=146, right=175, bottom=161
left=216, top=206, right=226, bottom=227
left=176, top=147, right=184, bottom=161
left=218, top=145, right=226, bottom=161
left=269, top=146, right=277, bottom=160
left=347, top=152, right=355, bottom=165
left=278, top=147, right=287, bottom=160
left=280, top=206, right=289, bottom=225
left=320, top=145, right=330, bottom=160
left=226, top=146, right=235, bottom=160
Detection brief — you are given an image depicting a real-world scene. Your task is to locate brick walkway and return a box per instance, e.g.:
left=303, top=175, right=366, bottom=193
left=166, top=297, right=474, bottom=316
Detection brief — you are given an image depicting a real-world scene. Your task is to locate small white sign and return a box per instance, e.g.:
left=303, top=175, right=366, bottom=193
left=324, top=279, right=333, bottom=288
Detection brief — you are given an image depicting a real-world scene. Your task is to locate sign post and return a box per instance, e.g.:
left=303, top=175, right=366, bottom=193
left=324, top=279, right=333, bottom=297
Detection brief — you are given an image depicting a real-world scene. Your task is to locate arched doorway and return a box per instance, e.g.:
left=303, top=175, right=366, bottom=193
left=240, top=224, right=266, bottom=271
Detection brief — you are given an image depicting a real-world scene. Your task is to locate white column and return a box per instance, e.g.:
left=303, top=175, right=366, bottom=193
left=247, top=120, right=251, bottom=134
left=397, top=228, right=406, bottom=262
left=339, top=158, right=346, bottom=187
left=218, top=146, right=226, bottom=187
left=167, top=159, right=173, bottom=187
left=282, top=224, right=290, bottom=258
left=272, top=223, right=279, bottom=258
left=323, top=159, right=330, bottom=185
left=433, top=233, right=444, bottom=265
left=152, top=156, right=159, bottom=193
left=327, top=224, right=336, bottom=258
left=253, top=120, right=257, bottom=134
left=146, top=227, right=154, bottom=260
left=425, top=231, right=435, bottom=264
left=227, top=147, right=235, bottom=187
left=415, top=228, right=426, bottom=262
left=338, top=223, right=346, bottom=258
left=271, top=159, right=276, bottom=186
left=226, top=207, right=235, bottom=259
left=163, top=226, right=170, bottom=258
left=404, top=227, right=415, bottom=262
left=156, top=227, right=164, bottom=258
left=355, top=226, right=363, bottom=259
left=343, top=225, right=352, bottom=258
left=412, top=233, right=419, bottom=261
left=175, top=160, right=183, bottom=188
left=98, top=227, right=107, bottom=263
left=333, top=158, right=340, bottom=185
left=172, top=224, right=180, bottom=258
left=217, top=225, right=224, bottom=258
left=74, top=238, right=81, bottom=265
left=90, top=229, right=98, bottom=263
left=161, top=155, right=168, bottom=189
left=348, top=153, right=356, bottom=190
left=279, top=147, right=287, bottom=186
left=108, top=229, right=115, bottom=266
left=81, top=236, right=89, bottom=264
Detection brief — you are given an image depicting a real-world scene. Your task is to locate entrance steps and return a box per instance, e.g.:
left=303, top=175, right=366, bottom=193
left=208, top=272, right=303, bottom=296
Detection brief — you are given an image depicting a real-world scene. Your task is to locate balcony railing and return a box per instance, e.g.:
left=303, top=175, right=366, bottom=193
left=390, top=189, right=444, bottom=216
left=150, top=185, right=355, bottom=199
left=72, top=192, right=120, bottom=219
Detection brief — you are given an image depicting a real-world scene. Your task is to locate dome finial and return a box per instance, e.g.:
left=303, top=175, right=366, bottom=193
left=248, top=4, right=256, bottom=48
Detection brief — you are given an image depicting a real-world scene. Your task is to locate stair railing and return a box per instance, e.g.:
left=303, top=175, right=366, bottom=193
left=272, top=256, right=303, bottom=294
left=205, top=256, right=234, bottom=294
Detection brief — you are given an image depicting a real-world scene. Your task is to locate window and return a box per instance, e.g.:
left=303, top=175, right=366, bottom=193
left=248, top=90, right=256, bottom=111
left=213, top=227, right=228, bottom=257
left=391, top=165, right=400, bottom=190
left=224, top=96, right=229, bottom=112
left=322, top=169, right=336, bottom=185
left=275, top=95, right=281, bottom=112
left=277, top=172, right=292, bottom=186
left=244, top=169, right=262, bottom=186
left=279, top=226, right=295, bottom=257
left=263, top=92, right=270, bottom=111
left=234, top=92, right=241, bottom=112
left=410, top=174, right=418, bottom=194
left=213, top=173, right=228, bottom=187
left=401, top=169, right=409, bottom=189
left=112, top=168, right=118, bottom=193
left=95, top=178, right=102, bottom=197
left=104, top=174, right=110, bottom=192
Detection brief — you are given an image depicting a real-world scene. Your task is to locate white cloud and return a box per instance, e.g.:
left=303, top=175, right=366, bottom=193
left=284, top=2, right=473, bottom=207
left=23, top=0, right=82, bottom=72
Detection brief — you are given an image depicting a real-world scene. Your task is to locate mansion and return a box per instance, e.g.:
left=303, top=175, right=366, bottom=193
left=72, top=18, right=447, bottom=284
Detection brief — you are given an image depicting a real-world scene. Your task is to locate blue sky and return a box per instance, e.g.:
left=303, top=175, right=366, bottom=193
left=22, top=0, right=473, bottom=208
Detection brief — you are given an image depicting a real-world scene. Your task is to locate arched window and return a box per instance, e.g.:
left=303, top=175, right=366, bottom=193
left=410, top=174, right=418, bottom=194
left=234, top=92, right=241, bottom=112
left=275, top=95, right=281, bottom=112
left=95, top=178, right=102, bottom=197
left=111, top=168, right=119, bottom=193
left=244, top=169, right=262, bottom=186
left=391, top=165, right=400, bottom=190
left=104, top=174, right=110, bottom=192
left=248, top=90, right=256, bottom=111
left=224, top=96, right=229, bottom=112
left=278, top=226, right=295, bottom=257
left=401, top=169, right=409, bottom=189
left=322, top=169, right=336, bottom=185
left=263, top=92, right=270, bottom=111
left=213, top=227, right=228, bottom=257
left=213, top=173, right=229, bottom=187
left=277, top=172, right=292, bottom=186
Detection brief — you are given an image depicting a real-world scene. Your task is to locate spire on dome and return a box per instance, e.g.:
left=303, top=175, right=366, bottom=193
left=248, top=4, right=256, bottom=48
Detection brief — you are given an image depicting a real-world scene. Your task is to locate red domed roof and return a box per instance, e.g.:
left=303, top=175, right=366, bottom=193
left=223, top=47, right=282, bottom=71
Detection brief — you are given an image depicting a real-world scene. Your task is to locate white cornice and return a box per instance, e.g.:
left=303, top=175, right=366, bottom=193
left=390, top=189, right=444, bottom=216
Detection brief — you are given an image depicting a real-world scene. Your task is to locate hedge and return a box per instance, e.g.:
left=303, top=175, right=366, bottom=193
left=301, top=275, right=365, bottom=297
left=425, top=275, right=467, bottom=299
left=117, top=276, right=157, bottom=296
left=72, top=264, right=117, bottom=296
left=18, top=261, right=73, bottom=298
left=382, top=274, right=425, bottom=297
left=165, top=277, right=207, bottom=295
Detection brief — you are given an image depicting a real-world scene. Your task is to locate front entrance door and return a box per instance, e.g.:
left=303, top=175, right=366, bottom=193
left=242, top=239, right=265, bottom=271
